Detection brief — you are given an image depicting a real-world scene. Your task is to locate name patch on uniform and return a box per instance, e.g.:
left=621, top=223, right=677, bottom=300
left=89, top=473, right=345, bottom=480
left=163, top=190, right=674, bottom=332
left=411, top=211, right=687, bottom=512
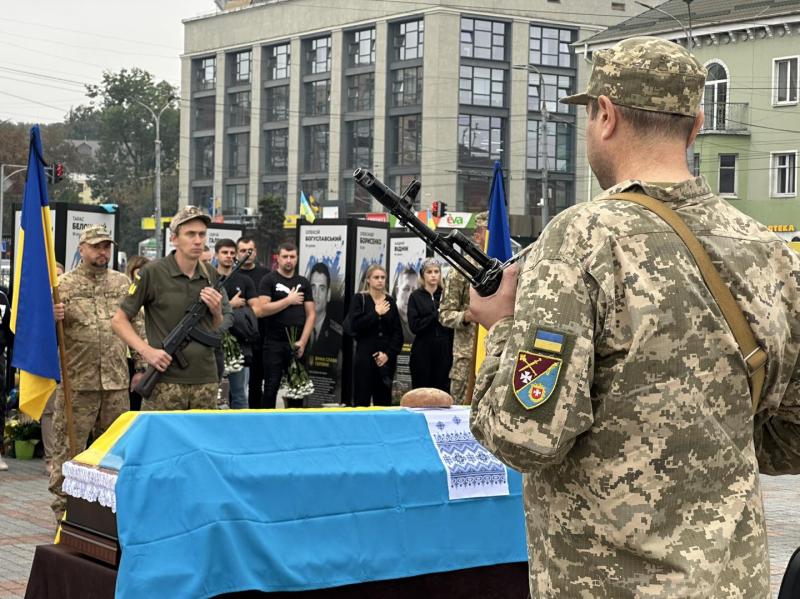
left=512, top=351, right=562, bottom=410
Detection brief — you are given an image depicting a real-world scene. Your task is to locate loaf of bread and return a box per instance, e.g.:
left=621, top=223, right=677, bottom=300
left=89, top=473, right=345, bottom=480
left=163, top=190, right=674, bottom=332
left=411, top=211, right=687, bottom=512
left=400, top=387, right=454, bottom=408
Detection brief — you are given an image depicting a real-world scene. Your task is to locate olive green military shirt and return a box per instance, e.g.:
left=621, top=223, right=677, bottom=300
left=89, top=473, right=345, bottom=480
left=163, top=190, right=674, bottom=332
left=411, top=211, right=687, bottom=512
left=471, top=177, right=800, bottom=598
left=120, top=253, right=230, bottom=385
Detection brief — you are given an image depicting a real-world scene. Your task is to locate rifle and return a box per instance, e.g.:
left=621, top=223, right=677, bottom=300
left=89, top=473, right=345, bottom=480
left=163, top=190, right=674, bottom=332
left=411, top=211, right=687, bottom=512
left=353, top=169, right=522, bottom=296
left=134, top=250, right=252, bottom=398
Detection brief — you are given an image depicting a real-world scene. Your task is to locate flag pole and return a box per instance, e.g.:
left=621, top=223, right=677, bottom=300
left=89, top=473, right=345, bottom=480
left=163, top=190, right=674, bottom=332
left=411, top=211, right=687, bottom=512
left=52, top=286, right=77, bottom=455
left=464, top=323, right=479, bottom=405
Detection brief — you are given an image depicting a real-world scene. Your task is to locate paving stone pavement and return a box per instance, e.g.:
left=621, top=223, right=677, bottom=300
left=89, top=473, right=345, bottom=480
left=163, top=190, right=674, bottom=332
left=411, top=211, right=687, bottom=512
left=0, top=456, right=797, bottom=598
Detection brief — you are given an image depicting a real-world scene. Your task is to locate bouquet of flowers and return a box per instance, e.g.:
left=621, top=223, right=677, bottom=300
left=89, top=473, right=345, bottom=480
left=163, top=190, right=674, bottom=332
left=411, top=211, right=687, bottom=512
left=5, top=415, right=41, bottom=442
left=280, top=327, right=314, bottom=400
left=222, top=332, right=245, bottom=376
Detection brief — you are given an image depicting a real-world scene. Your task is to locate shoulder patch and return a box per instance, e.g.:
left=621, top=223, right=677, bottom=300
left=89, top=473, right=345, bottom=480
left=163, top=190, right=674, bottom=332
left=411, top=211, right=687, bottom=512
left=512, top=350, right=562, bottom=410
left=128, top=272, right=141, bottom=295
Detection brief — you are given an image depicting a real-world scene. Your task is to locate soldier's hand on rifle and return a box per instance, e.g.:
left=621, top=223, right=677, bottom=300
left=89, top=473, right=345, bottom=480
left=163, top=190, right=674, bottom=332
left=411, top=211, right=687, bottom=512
left=142, top=346, right=173, bottom=372
left=53, top=302, right=65, bottom=321
left=286, top=285, right=304, bottom=306
left=468, top=264, right=519, bottom=330
left=199, top=287, right=224, bottom=318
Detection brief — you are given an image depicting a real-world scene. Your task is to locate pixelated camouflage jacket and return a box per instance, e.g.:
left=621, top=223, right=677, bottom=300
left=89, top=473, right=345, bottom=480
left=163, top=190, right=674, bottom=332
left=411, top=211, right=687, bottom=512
left=471, top=176, right=800, bottom=598
left=438, top=262, right=477, bottom=366
left=59, top=262, right=132, bottom=391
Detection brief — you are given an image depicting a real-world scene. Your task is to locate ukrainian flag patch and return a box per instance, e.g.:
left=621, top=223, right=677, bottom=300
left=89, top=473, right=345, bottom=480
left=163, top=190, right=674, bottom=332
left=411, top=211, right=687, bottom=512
left=532, top=329, right=564, bottom=354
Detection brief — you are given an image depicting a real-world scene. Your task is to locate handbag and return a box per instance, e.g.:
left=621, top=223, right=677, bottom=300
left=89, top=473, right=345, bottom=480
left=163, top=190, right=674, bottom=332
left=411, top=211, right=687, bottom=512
left=342, top=293, right=363, bottom=337
left=609, top=192, right=767, bottom=414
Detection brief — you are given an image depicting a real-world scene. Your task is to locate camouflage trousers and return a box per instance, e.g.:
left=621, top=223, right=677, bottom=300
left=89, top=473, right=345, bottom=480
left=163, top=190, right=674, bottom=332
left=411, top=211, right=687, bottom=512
left=48, top=388, right=128, bottom=522
left=449, top=357, right=471, bottom=405
left=142, top=382, right=219, bottom=412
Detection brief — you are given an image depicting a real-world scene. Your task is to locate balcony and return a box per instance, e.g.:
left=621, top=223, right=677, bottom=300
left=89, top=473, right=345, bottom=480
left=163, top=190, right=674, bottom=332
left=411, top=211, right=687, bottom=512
left=700, top=102, right=750, bottom=135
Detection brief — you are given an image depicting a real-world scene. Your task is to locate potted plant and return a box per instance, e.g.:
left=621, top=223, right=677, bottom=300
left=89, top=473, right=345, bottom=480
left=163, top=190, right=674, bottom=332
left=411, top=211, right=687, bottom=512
left=5, top=415, right=41, bottom=460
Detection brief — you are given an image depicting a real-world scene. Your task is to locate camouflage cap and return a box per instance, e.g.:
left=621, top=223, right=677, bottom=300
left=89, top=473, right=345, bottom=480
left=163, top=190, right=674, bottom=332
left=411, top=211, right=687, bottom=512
left=560, top=36, right=707, bottom=117
left=169, top=205, right=211, bottom=233
left=474, top=211, right=489, bottom=228
left=79, top=224, right=114, bottom=245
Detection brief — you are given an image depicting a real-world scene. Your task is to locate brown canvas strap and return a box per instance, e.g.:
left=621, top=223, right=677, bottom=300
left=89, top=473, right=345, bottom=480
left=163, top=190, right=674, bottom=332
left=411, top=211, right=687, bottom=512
left=609, top=192, right=767, bottom=414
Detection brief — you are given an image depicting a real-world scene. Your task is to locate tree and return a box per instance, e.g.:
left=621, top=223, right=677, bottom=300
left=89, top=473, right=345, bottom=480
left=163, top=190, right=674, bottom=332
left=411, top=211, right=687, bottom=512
left=256, top=195, right=289, bottom=261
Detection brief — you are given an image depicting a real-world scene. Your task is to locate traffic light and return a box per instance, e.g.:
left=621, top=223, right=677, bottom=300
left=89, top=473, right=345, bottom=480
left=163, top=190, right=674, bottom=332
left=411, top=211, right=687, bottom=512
left=52, top=162, right=65, bottom=185
left=431, top=201, right=447, bottom=218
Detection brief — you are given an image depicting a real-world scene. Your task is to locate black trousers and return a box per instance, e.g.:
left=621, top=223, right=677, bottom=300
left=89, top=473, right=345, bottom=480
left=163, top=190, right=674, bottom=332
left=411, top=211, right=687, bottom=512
left=410, top=335, right=452, bottom=393
left=352, top=350, right=393, bottom=407
left=248, top=345, right=265, bottom=409
left=262, top=339, right=303, bottom=409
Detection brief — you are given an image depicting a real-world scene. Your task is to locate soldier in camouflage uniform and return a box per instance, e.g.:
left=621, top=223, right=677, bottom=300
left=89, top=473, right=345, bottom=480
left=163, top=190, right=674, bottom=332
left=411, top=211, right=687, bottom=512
left=468, top=37, right=800, bottom=598
left=48, top=225, right=131, bottom=521
left=438, top=211, right=487, bottom=404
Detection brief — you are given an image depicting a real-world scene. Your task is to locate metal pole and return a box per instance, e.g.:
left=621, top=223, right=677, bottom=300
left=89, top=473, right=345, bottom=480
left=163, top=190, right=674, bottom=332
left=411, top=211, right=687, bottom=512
left=0, top=164, right=31, bottom=257
left=154, top=120, right=162, bottom=259
left=540, top=100, right=550, bottom=232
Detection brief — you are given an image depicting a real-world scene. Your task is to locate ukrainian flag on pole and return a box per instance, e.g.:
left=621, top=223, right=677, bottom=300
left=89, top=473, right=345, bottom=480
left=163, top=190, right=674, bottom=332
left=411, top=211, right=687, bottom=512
left=475, top=160, right=512, bottom=374
left=11, top=126, right=61, bottom=420
left=299, top=191, right=316, bottom=223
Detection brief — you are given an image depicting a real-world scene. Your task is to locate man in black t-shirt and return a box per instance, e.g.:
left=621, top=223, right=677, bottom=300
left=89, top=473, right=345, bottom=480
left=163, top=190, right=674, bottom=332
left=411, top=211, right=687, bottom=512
left=236, top=236, right=271, bottom=408
left=216, top=238, right=259, bottom=408
left=257, top=241, right=315, bottom=409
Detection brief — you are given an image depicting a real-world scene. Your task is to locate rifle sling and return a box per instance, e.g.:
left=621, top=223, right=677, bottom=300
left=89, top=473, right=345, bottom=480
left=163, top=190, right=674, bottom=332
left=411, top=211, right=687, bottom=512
left=608, top=192, right=767, bottom=414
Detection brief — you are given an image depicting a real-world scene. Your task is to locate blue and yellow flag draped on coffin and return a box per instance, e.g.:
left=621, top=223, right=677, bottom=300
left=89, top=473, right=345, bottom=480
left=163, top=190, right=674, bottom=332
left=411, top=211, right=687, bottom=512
left=11, top=126, right=61, bottom=420
left=71, top=408, right=525, bottom=599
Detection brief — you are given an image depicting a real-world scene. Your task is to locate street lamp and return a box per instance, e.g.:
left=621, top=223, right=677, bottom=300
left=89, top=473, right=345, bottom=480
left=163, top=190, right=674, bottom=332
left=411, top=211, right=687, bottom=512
left=135, top=96, right=173, bottom=259
left=513, top=63, right=550, bottom=230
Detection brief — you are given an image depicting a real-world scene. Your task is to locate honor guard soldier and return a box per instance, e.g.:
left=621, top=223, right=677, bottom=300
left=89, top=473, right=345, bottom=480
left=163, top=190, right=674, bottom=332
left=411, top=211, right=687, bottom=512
left=468, top=37, right=800, bottom=597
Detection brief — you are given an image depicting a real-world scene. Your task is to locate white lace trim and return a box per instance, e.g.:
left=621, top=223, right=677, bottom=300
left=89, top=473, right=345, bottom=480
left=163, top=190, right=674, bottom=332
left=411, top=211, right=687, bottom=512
left=62, top=461, right=118, bottom=514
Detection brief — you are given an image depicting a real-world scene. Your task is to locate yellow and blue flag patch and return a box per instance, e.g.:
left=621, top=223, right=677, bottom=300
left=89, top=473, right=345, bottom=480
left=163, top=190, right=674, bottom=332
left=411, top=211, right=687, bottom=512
left=532, top=329, right=564, bottom=354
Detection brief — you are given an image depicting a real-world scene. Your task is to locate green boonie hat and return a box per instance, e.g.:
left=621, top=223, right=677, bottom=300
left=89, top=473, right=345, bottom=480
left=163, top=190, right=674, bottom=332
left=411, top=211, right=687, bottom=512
left=474, top=211, right=489, bottom=227
left=79, top=224, right=114, bottom=245
left=560, top=36, right=707, bottom=117
left=170, top=205, right=211, bottom=233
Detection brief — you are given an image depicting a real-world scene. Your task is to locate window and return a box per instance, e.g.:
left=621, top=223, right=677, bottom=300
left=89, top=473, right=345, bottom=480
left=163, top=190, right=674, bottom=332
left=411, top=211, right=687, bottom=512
left=693, top=153, right=701, bottom=177
left=391, top=67, right=423, bottom=106
left=265, top=43, right=291, bottom=80
left=228, top=91, right=251, bottom=127
left=528, top=73, right=573, bottom=113
left=193, top=96, right=215, bottom=131
left=527, top=120, right=573, bottom=172
left=774, top=57, right=799, bottom=104
left=264, top=85, right=289, bottom=122
left=457, top=114, right=505, bottom=167
left=346, top=119, right=373, bottom=168
left=191, top=186, right=213, bottom=212
left=349, top=28, right=376, bottom=66
left=194, top=57, right=216, bottom=90
left=223, top=183, right=247, bottom=215
left=526, top=178, right=574, bottom=218
left=347, top=73, right=375, bottom=112
left=307, top=37, right=331, bottom=74
left=300, top=178, right=327, bottom=204
left=233, top=50, right=251, bottom=84
left=459, top=66, right=505, bottom=107
left=703, top=62, right=728, bottom=130
left=305, top=80, right=331, bottom=116
left=393, top=174, right=421, bottom=207
left=341, top=178, right=371, bottom=212
left=263, top=129, right=288, bottom=175
left=390, top=114, right=421, bottom=166
left=262, top=181, right=287, bottom=202
left=394, top=19, right=424, bottom=61
left=303, top=125, right=329, bottom=172
left=772, top=152, right=797, bottom=197
left=193, top=137, right=214, bottom=179
left=460, top=18, right=506, bottom=61
left=227, top=132, right=249, bottom=177
left=457, top=174, right=499, bottom=212
left=530, top=26, right=574, bottom=68
left=612, top=2, right=626, bottom=10
left=718, top=154, right=737, bottom=196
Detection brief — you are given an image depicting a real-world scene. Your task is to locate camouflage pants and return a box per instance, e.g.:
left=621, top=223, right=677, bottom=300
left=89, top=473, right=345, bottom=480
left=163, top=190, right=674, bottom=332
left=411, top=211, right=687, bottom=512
left=142, top=382, right=219, bottom=412
left=449, top=357, right=471, bottom=405
left=48, top=388, right=128, bottom=522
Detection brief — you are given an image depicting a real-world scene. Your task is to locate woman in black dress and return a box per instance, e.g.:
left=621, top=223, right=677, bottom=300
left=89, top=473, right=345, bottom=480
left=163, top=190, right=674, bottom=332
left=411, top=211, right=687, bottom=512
left=348, top=265, right=403, bottom=406
left=407, top=259, right=453, bottom=392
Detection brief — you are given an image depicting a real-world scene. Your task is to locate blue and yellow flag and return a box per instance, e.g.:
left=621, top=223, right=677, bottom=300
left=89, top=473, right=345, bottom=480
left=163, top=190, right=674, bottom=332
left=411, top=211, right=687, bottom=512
left=299, top=191, right=316, bottom=223
left=475, top=161, right=512, bottom=374
left=11, top=126, right=60, bottom=420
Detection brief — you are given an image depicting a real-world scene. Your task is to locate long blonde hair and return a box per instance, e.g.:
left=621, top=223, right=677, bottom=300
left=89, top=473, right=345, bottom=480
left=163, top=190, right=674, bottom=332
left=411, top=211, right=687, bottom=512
left=361, top=264, right=387, bottom=292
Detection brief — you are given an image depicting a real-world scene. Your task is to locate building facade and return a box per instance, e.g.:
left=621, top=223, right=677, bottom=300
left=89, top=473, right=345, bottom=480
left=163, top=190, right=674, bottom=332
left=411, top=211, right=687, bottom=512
left=180, top=0, right=642, bottom=233
left=579, top=1, right=800, bottom=241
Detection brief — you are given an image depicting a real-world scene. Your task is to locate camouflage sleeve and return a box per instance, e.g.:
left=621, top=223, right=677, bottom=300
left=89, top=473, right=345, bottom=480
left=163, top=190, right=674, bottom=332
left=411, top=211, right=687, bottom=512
left=754, top=368, right=800, bottom=475
left=470, top=257, right=600, bottom=472
left=438, top=271, right=469, bottom=329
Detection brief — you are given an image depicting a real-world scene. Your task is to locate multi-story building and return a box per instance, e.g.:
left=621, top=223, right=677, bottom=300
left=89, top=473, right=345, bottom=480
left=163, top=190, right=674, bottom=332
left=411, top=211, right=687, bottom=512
left=578, top=1, right=800, bottom=241
left=180, top=0, right=643, bottom=234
